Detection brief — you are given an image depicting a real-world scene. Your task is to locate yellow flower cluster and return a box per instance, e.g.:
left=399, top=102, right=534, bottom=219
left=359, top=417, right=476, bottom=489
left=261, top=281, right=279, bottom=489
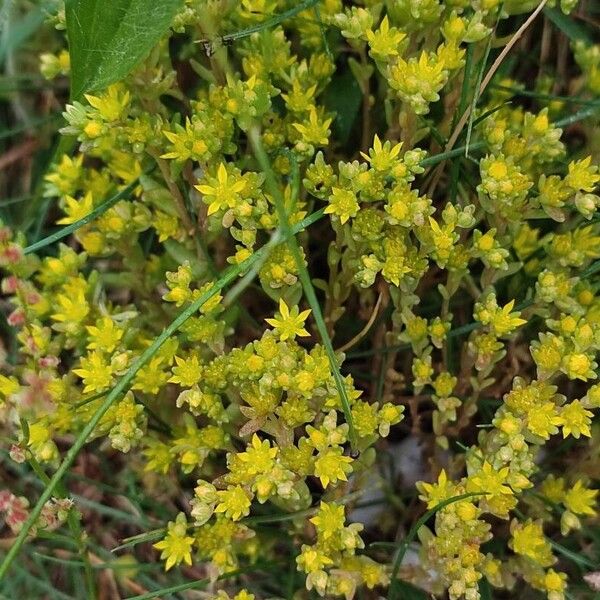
left=0, top=0, right=599, bottom=599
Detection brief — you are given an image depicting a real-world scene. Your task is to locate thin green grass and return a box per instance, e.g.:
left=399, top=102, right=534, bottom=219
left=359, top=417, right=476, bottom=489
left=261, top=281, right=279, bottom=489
left=0, top=113, right=61, bottom=140
left=204, top=0, right=320, bottom=45
left=381, top=493, right=487, bottom=600
left=490, top=83, right=599, bottom=106
left=0, top=4, right=49, bottom=61
left=23, top=176, right=143, bottom=255
left=464, top=21, right=495, bottom=156
left=249, top=125, right=359, bottom=448
left=4, top=561, right=73, bottom=600
left=450, top=43, right=474, bottom=201
left=124, top=568, right=246, bottom=600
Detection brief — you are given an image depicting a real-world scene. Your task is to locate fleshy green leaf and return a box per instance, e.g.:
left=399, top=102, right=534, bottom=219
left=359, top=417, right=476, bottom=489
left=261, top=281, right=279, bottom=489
left=65, top=0, right=183, bottom=99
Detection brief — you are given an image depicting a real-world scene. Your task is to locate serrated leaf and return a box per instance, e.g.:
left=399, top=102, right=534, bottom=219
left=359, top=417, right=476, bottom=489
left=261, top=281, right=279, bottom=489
left=65, top=0, right=183, bottom=99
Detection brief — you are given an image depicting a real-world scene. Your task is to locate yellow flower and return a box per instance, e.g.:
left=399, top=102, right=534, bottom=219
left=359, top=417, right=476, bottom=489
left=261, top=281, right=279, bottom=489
left=417, top=469, right=457, bottom=509
left=526, top=402, right=562, bottom=439
left=195, top=163, right=246, bottom=216
left=565, top=156, right=600, bottom=192
left=86, top=317, right=123, bottom=352
left=237, top=434, right=278, bottom=475
left=561, top=352, right=597, bottom=381
left=429, top=217, right=457, bottom=264
left=366, top=16, right=406, bottom=62
left=510, top=519, right=554, bottom=567
left=563, top=480, right=597, bottom=516
left=293, top=107, right=332, bottom=146
left=57, top=191, right=94, bottom=225
left=543, top=569, right=567, bottom=596
left=310, top=502, right=345, bottom=539
left=162, top=118, right=208, bottom=162
left=133, top=357, right=170, bottom=395
left=475, top=294, right=526, bottom=336
left=325, top=187, right=360, bottom=224
left=85, top=84, right=130, bottom=121
left=313, top=446, right=352, bottom=488
left=143, top=439, right=173, bottom=475
left=73, top=351, right=113, bottom=394
left=540, top=475, right=566, bottom=504
left=558, top=400, right=593, bottom=438
left=169, top=354, right=203, bottom=387
left=215, top=485, right=252, bottom=521
left=27, top=421, right=58, bottom=462
left=51, top=288, right=89, bottom=326
left=265, top=299, right=311, bottom=341
left=297, top=544, right=333, bottom=573
left=0, top=374, right=20, bottom=401
left=281, top=80, right=317, bottom=113
left=388, top=51, right=448, bottom=115
left=45, top=154, right=83, bottom=196
left=467, top=461, right=512, bottom=496
left=153, top=513, right=194, bottom=571
left=154, top=211, right=181, bottom=243
left=361, top=135, right=403, bottom=173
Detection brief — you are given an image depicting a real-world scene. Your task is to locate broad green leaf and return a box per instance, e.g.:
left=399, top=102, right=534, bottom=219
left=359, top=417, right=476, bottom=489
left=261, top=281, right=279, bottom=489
left=65, top=0, right=183, bottom=99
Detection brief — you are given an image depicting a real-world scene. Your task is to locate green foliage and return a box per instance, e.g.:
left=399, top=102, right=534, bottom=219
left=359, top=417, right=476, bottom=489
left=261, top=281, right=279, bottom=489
left=1, top=1, right=600, bottom=599
left=66, top=0, right=183, bottom=99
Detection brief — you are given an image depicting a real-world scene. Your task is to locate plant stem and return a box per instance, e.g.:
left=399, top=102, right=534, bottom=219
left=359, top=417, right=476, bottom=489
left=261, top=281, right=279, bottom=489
left=23, top=176, right=142, bottom=255
left=248, top=125, right=358, bottom=449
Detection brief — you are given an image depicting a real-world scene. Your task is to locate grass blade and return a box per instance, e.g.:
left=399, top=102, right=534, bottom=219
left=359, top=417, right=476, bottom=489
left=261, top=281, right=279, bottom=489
left=208, top=0, right=319, bottom=45
left=124, top=566, right=260, bottom=600
left=23, top=177, right=142, bottom=255
left=549, top=539, right=597, bottom=570
left=248, top=126, right=358, bottom=448
left=386, top=492, right=485, bottom=600
left=554, top=103, right=600, bottom=128
left=112, top=529, right=165, bottom=552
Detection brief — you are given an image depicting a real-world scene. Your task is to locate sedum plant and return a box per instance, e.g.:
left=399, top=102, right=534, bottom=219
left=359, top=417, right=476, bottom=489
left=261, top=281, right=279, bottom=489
left=1, top=0, right=600, bottom=598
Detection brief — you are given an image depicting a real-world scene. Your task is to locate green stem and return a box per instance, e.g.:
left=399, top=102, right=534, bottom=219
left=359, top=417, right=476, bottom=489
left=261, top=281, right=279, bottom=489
left=386, top=492, right=486, bottom=600
left=420, top=142, right=486, bottom=168
left=248, top=126, right=358, bottom=449
left=23, top=176, right=142, bottom=255
left=212, top=0, right=319, bottom=44
left=124, top=566, right=258, bottom=600
left=554, top=104, right=600, bottom=127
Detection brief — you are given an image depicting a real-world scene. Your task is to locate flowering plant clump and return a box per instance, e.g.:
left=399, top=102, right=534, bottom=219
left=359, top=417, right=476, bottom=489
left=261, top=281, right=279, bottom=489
left=0, top=0, right=600, bottom=598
